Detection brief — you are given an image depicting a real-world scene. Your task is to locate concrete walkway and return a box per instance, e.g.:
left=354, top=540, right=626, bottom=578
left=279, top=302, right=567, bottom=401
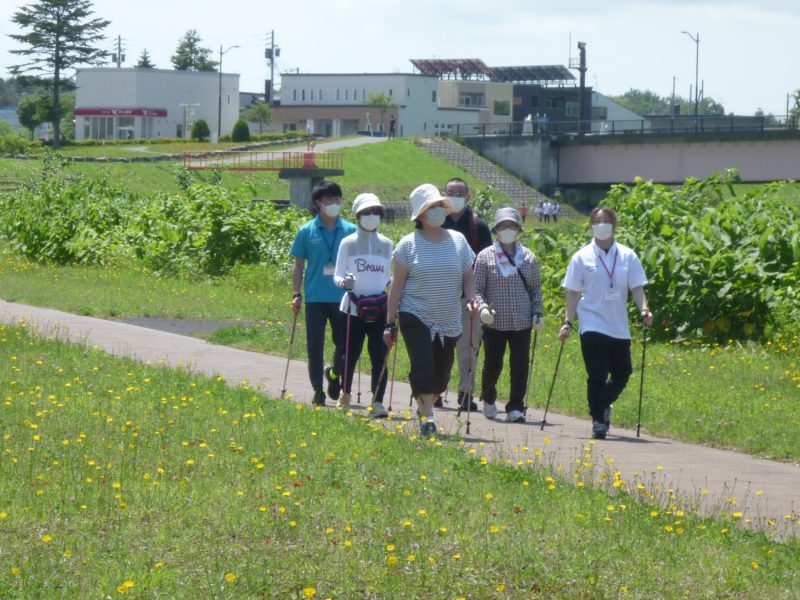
left=2, top=299, right=798, bottom=538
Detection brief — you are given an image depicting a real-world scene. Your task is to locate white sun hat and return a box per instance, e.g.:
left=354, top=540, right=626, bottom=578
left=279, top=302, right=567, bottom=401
left=408, top=183, right=454, bottom=221
left=351, top=192, right=384, bottom=216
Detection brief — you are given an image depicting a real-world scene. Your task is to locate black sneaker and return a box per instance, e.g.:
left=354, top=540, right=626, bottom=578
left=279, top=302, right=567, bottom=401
left=602, top=405, right=612, bottom=432
left=433, top=395, right=444, bottom=408
left=458, top=392, right=479, bottom=412
left=592, top=421, right=608, bottom=440
left=324, top=365, right=341, bottom=400
left=312, top=388, right=326, bottom=406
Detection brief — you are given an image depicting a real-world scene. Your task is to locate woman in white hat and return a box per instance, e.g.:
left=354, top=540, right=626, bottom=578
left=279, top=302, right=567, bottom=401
left=384, top=184, right=479, bottom=436
left=474, top=207, right=543, bottom=423
left=333, top=193, right=393, bottom=417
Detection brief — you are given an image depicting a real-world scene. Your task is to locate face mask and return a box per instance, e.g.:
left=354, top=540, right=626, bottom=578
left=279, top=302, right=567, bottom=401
left=321, top=203, right=341, bottom=218
left=592, top=222, right=614, bottom=241
left=497, top=229, right=518, bottom=245
left=446, top=195, right=465, bottom=214
left=424, top=207, right=446, bottom=227
left=359, top=214, right=380, bottom=231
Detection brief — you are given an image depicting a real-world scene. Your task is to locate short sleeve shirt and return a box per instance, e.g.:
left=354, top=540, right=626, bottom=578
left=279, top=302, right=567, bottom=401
left=562, top=239, right=648, bottom=339
left=290, top=215, right=357, bottom=303
left=393, top=230, right=475, bottom=339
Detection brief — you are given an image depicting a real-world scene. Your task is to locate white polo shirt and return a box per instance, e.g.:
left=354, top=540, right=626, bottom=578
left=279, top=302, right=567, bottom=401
left=562, top=239, right=648, bottom=340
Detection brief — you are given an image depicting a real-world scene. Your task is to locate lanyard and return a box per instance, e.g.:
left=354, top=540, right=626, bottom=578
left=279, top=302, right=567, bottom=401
left=320, top=225, right=339, bottom=264
left=597, top=247, right=617, bottom=288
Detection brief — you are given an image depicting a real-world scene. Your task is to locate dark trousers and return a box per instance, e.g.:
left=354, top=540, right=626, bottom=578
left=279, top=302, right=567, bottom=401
left=481, top=327, right=531, bottom=413
left=305, top=302, right=344, bottom=391
left=398, top=312, right=456, bottom=397
left=579, top=331, right=632, bottom=422
left=336, top=312, right=388, bottom=403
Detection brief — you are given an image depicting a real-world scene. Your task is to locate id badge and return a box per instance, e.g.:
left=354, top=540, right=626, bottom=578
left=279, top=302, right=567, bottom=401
left=604, top=290, right=620, bottom=301
left=323, top=264, right=335, bottom=276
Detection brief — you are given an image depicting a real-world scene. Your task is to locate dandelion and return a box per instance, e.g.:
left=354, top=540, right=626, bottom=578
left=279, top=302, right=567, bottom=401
left=41, top=534, right=53, bottom=543
left=386, top=544, right=395, bottom=551
left=11, top=567, right=21, bottom=576
left=117, top=580, right=134, bottom=593
left=489, top=525, right=499, bottom=534
left=155, top=562, right=164, bottom=569
left=0, top=512, right=7, bottom=519
left=302, top=587, right=316, bottom=598
left=484, top=492, right=494, bottom=500
left=387, top=555, right=398, bottom=566
left=224, top=572, right=236, bottom=582
left=751, top=562, right=759, bottom=569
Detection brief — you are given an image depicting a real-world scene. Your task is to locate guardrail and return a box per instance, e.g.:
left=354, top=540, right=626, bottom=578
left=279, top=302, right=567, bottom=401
left=184, top=151, right=343, bottom=171
left=452, top=116, right=800, bottom=139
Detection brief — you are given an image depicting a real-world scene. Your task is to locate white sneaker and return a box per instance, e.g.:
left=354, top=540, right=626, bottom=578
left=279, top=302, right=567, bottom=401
left=336, top=393, right=351, bottom=410
left=483, top=402, right=498, bottom=419
left=506, top=410, right=525, bottom=424
left=371, top=402, right=389, bottom=418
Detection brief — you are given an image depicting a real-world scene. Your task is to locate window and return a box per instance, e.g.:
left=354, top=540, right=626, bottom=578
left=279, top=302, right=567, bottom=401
left=319, top=89, right=323, bottom=101
left=566, top=101, right=580, bottom=117
left=345, top=89, right=349, bottom=101
left=388, top=88, right=393, bottom=97
left=407, top=88, right=411, bottom=97
left=362, top=89, right=366, bottom=100
left=493, top=100, right=510, bottom=116
left=310, top=89, right=315, bottom=101
left=336, top=89, right=340, bottom=101
left=227, top=93, right=231, bottom=105
left=293, top=89, right=297, bottom=102
left=432, top=90, right=437, bottom=103
left=353, top=89, right=358, bottom=101
left=459, top=92, right=484, bottom=108
left=301, top=89, right=306, bottom=101
left=546, top=97, right=565, bottom=111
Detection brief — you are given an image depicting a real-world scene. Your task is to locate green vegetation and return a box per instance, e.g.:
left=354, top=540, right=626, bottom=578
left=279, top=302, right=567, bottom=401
left=231, top=118, right=250, bottom=142
left=190, top=119, right=210, bottom=142
left=0, top=324, right=798, bottom=598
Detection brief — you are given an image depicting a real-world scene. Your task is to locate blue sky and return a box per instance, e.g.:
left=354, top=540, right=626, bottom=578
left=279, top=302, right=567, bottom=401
left=2, top=0, right=798, bottom=116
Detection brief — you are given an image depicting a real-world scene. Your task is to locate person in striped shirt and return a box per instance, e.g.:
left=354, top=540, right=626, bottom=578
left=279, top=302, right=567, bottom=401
left=384, top=184, right=479, bottom=436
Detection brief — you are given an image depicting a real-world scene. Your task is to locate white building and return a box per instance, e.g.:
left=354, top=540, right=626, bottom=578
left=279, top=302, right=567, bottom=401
left=75, top=68, right=240, bottom=141
left=274, top=72, right=481, bottom=137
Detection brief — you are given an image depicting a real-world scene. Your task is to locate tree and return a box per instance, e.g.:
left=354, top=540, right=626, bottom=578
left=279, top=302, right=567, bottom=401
left=364, top=92, right=397, bottom=133
left=611, top=88, right=725, bottom=117
left=790, top=89, right=800, bottom=128
left=242, top=100, right=271, bottom=133
left=9, top=0, right=109, bottom=149
left=135, top=49, right=155, bottom=69
left=16, top=92, right=75, bottom=141
left=171, top=30, right=217, bottom=72
left=191, top=118, right=210, bottom=141
left=231, top=118, right=250, bottom=142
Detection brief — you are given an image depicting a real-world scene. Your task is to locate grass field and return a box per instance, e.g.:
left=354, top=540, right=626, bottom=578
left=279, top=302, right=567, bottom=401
left=1, top=323, right=798, bottom=598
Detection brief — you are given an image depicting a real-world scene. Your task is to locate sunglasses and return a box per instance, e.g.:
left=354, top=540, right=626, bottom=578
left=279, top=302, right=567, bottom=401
left=359, top=208, right=382, bottom=216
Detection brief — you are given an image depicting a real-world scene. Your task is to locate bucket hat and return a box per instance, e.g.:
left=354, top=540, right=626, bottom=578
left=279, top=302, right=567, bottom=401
left=409, top=183, right=454, bottom=221
left=351, top=192, right=384, bottom=216
left=491, top=207, right=523, bottom=232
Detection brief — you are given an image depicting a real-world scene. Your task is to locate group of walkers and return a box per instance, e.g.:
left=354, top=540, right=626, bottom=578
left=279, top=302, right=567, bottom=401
left=290, top=179, right=652, bottom=439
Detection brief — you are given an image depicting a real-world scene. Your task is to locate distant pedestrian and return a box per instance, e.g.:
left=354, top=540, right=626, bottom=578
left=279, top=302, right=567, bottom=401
left=384, top=184, right=478, bottom=436
left=333, top=193, right=392, bottom=417
left=543, top=200, right=552, bottom=223
left=552, top=202, right=561, bottom=223
left=290, top=180, right=358, bottom=406
left=559, top=207, right=653, bottom=439
left=519, top=202, right=529, bottom=223
left=475, top=208, right=543, bottom=423
left=388, top=115, right=397, bottom=139
left=535, top=201, right=543, bottom=222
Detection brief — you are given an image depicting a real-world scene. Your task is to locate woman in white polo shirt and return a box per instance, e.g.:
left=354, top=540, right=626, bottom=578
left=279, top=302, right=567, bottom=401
left=559, top=207, right=653, bottom=439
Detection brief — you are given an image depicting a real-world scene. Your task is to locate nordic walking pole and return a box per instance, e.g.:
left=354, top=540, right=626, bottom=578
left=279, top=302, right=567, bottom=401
left=387, top=329, right=400, bottom=412
left=457, top=309, right=477, bottom=434
left=356, top=357, right=362, bottom=405
left=540, top=338, right=566, bottom=430
left=280, top=311, right=299, bottom=398
left=523, top=329, right=538, bottom=410
left=342, top=305, right=352, bottom=405
left=636, top=324, right=648, bottom=438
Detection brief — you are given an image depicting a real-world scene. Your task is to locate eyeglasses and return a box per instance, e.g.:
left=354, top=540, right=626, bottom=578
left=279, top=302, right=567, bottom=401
left=446, top=191, right=468, bottom=197
left=318, top=196, right=341, bottom=205
left=359, top=208, right=382, bottom=216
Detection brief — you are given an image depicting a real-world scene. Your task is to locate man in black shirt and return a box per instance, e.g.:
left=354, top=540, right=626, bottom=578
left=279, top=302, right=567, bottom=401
left=442, top=177, right=493, bottom=411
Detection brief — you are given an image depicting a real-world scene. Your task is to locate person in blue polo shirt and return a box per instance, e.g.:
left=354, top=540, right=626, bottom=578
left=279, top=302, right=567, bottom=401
left=291, top=180, right=357, bottom=405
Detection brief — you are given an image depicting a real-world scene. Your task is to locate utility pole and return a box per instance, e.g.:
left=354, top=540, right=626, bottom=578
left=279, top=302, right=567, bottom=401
left=112, top=35, right=125, bottom=68
left=681, top=31, right=700, bottom=117
left=265, top=30, right=280, bottom=106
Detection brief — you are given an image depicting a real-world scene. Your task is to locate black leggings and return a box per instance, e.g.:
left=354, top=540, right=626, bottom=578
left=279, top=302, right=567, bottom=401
left=398, top=312, right=457, bottom=397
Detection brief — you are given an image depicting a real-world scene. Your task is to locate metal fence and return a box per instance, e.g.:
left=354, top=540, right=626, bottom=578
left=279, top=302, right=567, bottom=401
left=451, top=116, right=800, bottom=139
left=184, top=150, right=343, bottom=171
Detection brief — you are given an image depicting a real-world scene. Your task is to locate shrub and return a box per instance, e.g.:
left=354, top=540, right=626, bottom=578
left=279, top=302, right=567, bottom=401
left=0, top=132, right=29, bottom=154
left=231, top=119, right=250, bottom=142
left=191, top=119, right=210, bottom=141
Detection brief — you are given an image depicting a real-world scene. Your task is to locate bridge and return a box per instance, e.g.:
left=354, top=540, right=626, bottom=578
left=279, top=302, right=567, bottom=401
left=456, top=117, right=800, bottom=203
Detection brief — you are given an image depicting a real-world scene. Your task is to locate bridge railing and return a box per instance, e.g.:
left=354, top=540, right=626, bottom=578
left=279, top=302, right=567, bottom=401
left=452, top=116, right=799, bottom=139
left=184, top=151, right=343, bottom=171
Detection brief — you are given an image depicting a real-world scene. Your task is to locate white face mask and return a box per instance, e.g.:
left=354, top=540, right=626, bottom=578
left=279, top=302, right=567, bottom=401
left=592, top=222, right=614, bottom=241
left=320, top=203, right=341, bottom=218
left=359, top=214, right=380, bottom=231
left=446, top=195, right=465, bottom=214
left=496, top=229, right=518, bottom=245
left=424, top=207, right=446, bottom=227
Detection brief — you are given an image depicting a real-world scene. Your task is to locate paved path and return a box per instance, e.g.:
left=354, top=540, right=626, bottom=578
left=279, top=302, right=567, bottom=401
left=2, top=299, right=798, bottom=538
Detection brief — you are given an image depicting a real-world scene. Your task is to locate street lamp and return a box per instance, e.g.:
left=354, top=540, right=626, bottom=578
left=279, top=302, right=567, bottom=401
left=681, top=31, right=700, bottom=117
left=218, top=44, right=239, bottom=141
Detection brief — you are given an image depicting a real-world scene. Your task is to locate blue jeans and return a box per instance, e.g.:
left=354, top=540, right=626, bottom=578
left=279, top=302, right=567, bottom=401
left=305, top=302, right=345, bottom=391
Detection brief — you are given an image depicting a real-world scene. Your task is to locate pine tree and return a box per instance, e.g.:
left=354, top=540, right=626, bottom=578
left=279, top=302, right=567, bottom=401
left=171, top=30, right=217, bottom=72
left=9, top=0, right=109, bottom=148
left=135, top=48, right=155, bottom=69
